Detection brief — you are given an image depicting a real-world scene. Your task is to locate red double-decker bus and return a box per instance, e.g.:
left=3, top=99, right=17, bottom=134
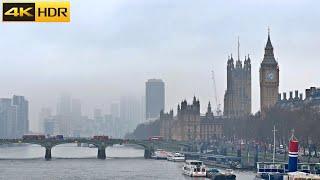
left=93, top=135, right=109, bottom=141
left=23, top=134, right=46, bottom=140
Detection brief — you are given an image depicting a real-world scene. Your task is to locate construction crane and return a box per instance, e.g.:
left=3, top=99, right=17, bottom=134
left=211, top=70, right=222, bottom=116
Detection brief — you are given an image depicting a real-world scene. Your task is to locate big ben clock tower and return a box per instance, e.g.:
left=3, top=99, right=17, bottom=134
left=260, top=30, right=279, bottom=113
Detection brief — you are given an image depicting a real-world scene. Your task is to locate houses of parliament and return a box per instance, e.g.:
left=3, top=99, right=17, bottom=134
left=159, top=31, right=280, bottom=142
left=224, top=31, right=279, bottom=118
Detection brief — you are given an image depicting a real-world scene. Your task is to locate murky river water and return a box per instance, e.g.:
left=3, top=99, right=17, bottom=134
left=0, top=144, right=255, bottom=179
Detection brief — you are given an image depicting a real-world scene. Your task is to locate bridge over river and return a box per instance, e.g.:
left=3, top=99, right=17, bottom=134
left=0, top=138, right=194, bottom=160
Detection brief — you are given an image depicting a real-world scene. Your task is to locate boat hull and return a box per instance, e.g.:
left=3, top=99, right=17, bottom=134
left=256, top=173, right=284, bottom=180
left=211, top=174, right=236, bottom=180
left=183, top=171, right=206, bottom=177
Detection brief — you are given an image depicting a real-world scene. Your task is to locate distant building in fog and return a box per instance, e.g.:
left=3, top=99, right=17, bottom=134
left=110, top=103, right=120, bottom=118
left=140, top=96, right=145, bottom=123
left=120, top=96, right=143, bottom=137
left=0, top=98, right=17, bottom=138
left=56, top=93, right=72, bottom=136
left=43, top=117, right=55, bottom=135
left=71, top=99, right=82, bottom=136
left=145, top=79, right=165, bottom=121
left=94, top=108, right=103, bottom=121
left=0, top=95, right=28, bottom=138
left=38, top=107, right=52, bottom=133
left=12, top=95, right=29, bottom=137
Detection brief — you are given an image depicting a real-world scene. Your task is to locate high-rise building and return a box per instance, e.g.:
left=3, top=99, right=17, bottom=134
left=260, top=31, right=279, bottom=113
left=140, top=96, right=145, bottom=123
left=38, top=107, right=52, bottom=133
left=56, top=93, right=72, bottom=136
left=71, top=99, right=82, bottom=136
left=0, top=96, right=28, bottom=138
left=12, top=95, right=29, bottom=137
left=223, top=40, right=251, bottom=118
left=43, top=117, right=55, bottom=135
left=57, top=93, right=71, bottom=116
left=71, top=99, right=82, bottom=117
left=0, top=98, right=17, bottom=138
left=94, top=108, right=102, bottom=121
left=145, top=79, right=165, bottom=121
left=109, top=103, right=120, bottom=138
left=120, top=96, right=142, bottom=137
left=110, top=103, right=120, bottom=119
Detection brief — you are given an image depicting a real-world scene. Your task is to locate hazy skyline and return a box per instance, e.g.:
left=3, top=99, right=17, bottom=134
left=0, top=0, right=319, bottom=131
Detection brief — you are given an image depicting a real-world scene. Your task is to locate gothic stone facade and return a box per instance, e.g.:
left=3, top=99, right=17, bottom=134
left=224, top=55, right=251, bottom=118
left=160, top=97, right=223, bottom=142
left=260, top=33, right=279, bottom=113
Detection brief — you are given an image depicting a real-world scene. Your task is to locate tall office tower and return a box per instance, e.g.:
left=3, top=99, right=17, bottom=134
left=145, top=79, right=165, bottom=121
left=56, top=93, right=72, bottom=136
left=120, top=96, right=142, bottom=137
left=0, top=98, right=17, bottom=138
left=71, top=99, right=82, bottom=117
left=12, top=95, right=29, bottom=137
left=71, top=99, right=82, bottom=136
left=223, top=40, right=251, bottom=118
left=57, top=93, right=71, bottom=115
left=260, top=31, right=279, bottom=114
left=94, top=108, right=103, bottom=120
left=38, top=107, right=52, bottom=133
left=109, top=102, right=120, bottom=138
left=110, top=103, right=120, bottom=119
left=140, top=96, right=145, bottom=123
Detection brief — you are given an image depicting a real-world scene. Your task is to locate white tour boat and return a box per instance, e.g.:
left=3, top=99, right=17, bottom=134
left=167, top=152, right=174, bottom=161
left=182, top=160, right=207, bottom=177
left=171, top=152, right=185, bottom=162
left=152, top=149, right=168, bottom=160
left=168, top=152, right=185, bottom=162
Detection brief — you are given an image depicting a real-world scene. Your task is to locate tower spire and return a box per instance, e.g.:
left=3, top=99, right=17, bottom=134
left=237, top=36, right=240, bottom=61
left=266, top=27, right=273, bottom=49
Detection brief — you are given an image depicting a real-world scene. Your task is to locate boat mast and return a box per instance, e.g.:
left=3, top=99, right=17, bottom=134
left=272, top=125, right=277, bottom=164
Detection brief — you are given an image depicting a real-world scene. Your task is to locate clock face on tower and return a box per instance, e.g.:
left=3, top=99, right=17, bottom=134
left=266, top=71, right=275, bottom=81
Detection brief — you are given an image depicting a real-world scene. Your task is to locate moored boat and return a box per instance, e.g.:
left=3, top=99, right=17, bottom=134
left=206, top=168, right=220, bottom=178
left=182, top=160, right=207, bottom=177
left=256, top=162, right=286, bottom=180
left=207, top=168, right=236, bottom=180
left=171, top=152, right=185, bottom=162
left=285, top=171, right=320, bottom=180
left=200, top=154, right=241, bottom=169
left=167, top=152, right=174, bottom=161
left=152, top=149, right=168, bottom=160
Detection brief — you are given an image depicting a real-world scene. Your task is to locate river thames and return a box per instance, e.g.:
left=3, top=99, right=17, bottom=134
left=0, top=144, right=255, bottom=180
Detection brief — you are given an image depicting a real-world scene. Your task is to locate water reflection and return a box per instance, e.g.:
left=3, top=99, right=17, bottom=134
left=0, top=144, right=145, bottom=159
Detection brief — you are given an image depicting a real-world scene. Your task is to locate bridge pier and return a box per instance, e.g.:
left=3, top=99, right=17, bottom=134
left=144, top=148, right=153, bottom=159
left=45, top=147, right=52, bottom=160
left=97, top=147, right=106, bottom=159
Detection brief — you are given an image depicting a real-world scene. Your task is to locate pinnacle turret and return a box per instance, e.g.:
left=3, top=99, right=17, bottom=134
left=207, top=101, right=212, bottom=113
left=262, top=29, right=277, bottom=64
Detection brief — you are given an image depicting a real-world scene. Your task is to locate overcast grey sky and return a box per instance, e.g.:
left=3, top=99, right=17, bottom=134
left=0, top=0, right=319, bottom=131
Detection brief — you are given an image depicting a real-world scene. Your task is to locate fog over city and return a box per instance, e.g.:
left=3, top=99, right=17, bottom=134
left=0, top=0, right=319, bottom=132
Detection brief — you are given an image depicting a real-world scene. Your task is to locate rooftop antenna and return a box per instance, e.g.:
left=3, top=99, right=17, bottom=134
left=237, top=36, right=240, bottom=61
